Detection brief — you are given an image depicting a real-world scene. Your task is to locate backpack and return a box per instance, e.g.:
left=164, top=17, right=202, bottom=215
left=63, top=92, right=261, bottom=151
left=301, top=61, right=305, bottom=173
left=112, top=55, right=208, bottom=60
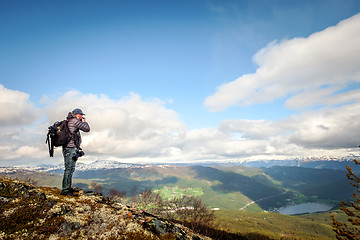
left=46, top=119, right=74, bottom=157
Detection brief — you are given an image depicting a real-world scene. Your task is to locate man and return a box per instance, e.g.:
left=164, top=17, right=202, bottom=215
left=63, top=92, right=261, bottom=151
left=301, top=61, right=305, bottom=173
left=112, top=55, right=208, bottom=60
left=61, top=108, right=90, bottom=196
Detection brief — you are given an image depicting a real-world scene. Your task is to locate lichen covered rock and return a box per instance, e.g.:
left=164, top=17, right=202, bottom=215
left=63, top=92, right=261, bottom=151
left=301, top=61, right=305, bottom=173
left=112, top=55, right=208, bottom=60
left=0, top=177, right=209, bottom=240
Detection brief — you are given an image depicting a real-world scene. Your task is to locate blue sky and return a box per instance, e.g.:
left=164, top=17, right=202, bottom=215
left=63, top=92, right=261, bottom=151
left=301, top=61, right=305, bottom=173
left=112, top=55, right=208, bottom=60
left=1, top=0, right=360, bottom=166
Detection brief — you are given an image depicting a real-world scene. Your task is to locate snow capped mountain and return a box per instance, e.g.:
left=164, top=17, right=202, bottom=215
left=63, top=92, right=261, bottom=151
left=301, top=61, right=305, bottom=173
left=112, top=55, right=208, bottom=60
left=75, top=160, right=141, bottom=171
left=1, top=155, right=358, bottom=173
left=237, top=155, right=359, bottom=169
left=0, top=160, right=142, bottom=174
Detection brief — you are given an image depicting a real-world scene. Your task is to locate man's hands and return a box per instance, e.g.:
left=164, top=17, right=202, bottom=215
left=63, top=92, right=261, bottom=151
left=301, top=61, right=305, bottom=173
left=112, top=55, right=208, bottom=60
left=75, top=113, right=86, bottom=122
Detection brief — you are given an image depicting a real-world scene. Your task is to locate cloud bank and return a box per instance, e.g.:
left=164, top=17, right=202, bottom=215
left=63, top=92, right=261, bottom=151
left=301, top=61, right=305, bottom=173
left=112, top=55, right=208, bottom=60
left=0, top=81, right=357, bottom=167
left=201, top=13, right=360, bottom=158
left=45, top=90, right=186, bottom=160
left=1, top=14, right=360, bottom=166
left=204, top=13, right=360, bottom=111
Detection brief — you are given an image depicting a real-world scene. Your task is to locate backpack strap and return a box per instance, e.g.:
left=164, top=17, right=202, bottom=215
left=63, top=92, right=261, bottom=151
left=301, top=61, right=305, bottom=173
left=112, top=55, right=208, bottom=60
left=46, top=130, right=54, bottom=157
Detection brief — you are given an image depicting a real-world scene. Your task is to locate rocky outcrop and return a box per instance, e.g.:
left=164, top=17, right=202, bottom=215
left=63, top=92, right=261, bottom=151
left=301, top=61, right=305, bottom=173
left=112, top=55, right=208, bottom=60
left=0, top=177, right=209, bottom=240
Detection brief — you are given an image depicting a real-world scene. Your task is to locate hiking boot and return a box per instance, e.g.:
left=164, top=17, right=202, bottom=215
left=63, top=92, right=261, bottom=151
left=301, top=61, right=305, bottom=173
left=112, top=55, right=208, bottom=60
left=70, top=187, right=80, bottom=193
left=61, top=191, right=79, bottom=197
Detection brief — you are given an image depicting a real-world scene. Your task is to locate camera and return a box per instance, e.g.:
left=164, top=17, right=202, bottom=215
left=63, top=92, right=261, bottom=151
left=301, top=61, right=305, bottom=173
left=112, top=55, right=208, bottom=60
left=72, top=150, right=85, bottom=161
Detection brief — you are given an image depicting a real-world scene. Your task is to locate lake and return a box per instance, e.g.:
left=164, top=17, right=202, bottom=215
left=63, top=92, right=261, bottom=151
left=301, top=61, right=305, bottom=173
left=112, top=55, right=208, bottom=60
left=278, top=202, right=334, bottom=215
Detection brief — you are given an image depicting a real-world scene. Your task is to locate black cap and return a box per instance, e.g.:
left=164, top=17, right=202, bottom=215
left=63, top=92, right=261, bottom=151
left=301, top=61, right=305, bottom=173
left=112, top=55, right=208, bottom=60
left=72, top=108, right=85, bottom=115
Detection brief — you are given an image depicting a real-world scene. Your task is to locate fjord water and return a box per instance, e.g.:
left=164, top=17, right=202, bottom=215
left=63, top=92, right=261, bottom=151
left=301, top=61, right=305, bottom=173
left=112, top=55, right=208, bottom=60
left=279, top=203, right=334, bottom=215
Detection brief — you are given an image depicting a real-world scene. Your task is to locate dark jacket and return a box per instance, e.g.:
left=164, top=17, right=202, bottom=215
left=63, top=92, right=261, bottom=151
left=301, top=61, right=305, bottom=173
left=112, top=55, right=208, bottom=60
left=65, top=112, right=90, bottom=148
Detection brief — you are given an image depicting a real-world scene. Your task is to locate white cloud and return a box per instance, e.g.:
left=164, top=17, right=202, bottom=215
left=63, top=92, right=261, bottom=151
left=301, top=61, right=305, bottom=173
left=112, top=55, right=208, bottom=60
left=199, top=13, right=360, bottom=160
left=0, top=84, right=40, bottom=126
left=0, top=128, right=47, bottom=160
left=204, top=13, right=360, bottom=111
left=43, top=91, right=186, bottom=159
left=287, top=102, right=360, bottom=149
left=0, top=85, right=47, bottom=164
left=0, top=88, right=190, bottom=165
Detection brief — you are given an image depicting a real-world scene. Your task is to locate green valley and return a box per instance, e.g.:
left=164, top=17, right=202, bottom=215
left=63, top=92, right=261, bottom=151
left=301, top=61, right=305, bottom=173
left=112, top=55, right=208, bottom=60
left=0, top=163, right=354, bottom=239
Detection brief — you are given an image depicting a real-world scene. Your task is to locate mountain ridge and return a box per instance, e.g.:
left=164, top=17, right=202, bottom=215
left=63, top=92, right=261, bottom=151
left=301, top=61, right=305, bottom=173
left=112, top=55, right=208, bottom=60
left=2, top=155, right=358, bottom=173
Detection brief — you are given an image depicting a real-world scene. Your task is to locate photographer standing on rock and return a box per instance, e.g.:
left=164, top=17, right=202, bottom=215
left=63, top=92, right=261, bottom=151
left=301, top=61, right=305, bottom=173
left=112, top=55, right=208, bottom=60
left=61, top=108, right=90, bottom=196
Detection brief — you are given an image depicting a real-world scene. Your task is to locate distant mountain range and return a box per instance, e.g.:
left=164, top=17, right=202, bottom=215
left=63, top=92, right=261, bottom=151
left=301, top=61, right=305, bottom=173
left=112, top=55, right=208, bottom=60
left=1, top=155, right=358, bottom=173
left=0, top=161, right=142, bottom=173
left=1, top=156, right=357, bottom=214
left=237, top=156, right=359, bottom=171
